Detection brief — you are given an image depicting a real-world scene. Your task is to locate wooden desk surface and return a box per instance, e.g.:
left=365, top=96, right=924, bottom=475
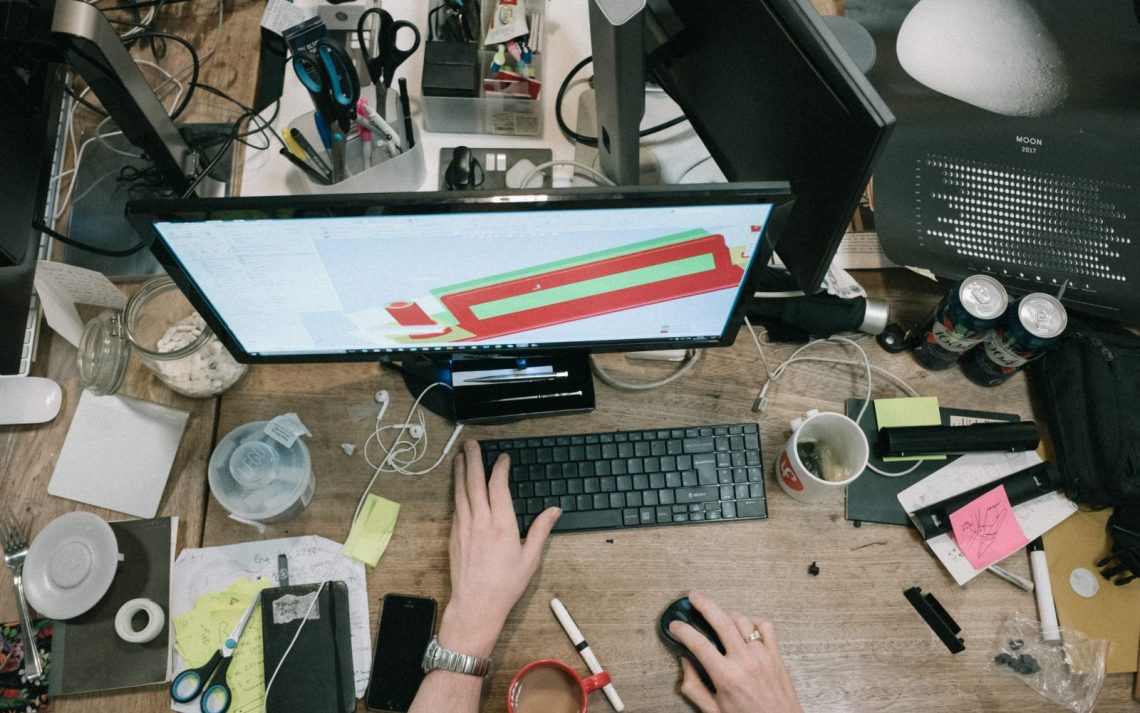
left=5, top=270, right=1137, bottom=712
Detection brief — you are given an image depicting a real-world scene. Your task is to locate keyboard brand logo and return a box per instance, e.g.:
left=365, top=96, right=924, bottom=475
left=778, top=451, right=803, bottom=491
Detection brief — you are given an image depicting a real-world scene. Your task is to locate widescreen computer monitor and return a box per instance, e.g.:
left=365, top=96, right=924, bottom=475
left=592, top=0, right=895, bottom=294
left=127, top=183, right=792, bottom=421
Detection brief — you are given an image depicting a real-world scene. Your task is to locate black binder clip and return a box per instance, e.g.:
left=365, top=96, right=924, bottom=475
left=904, top=586, right=965, bottom=653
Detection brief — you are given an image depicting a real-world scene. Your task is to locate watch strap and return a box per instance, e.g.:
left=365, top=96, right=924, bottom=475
left=422, top=636, right=491, bottom=677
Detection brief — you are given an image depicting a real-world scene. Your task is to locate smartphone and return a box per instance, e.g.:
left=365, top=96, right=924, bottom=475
left=365, top=594, right=438, bottom=712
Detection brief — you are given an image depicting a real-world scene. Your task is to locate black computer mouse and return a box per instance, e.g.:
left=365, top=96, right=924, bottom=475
left=659, top=597, right=725, bottom=692
left=445, top=145, right=482, bottom=190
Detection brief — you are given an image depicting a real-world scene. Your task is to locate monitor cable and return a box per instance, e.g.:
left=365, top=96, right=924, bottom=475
left=744, top=317, right=922, bottom=478
left=590, top=349, right=702, bottom=391
left=555, top=56, right=688, bottom=147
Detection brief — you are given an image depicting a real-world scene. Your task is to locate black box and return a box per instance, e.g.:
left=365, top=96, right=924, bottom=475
left=421, top=41, right=480, bottom=98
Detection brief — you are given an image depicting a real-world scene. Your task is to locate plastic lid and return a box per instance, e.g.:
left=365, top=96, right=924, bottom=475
left=208, top=421, right=312, bottom=521
left=77, top=310, right=130, bottom=395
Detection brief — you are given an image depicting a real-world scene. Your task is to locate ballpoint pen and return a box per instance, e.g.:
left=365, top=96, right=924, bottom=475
left=279, top=148, right=332, bottom=185
left=289, top=128, right=333, bottom=179
left=398, top=78, right=415, bottom=149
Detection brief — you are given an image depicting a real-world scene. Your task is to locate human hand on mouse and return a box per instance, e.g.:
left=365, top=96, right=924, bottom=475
left=439, top=440, right=561, bottom=657
left=669, top=590, right=804, bottom=713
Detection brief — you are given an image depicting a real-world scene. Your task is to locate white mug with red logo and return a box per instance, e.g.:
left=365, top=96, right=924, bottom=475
left=776, top=410, right=869, bottom=504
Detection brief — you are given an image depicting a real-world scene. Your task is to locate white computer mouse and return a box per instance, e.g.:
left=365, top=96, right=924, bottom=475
left=0, top=377, right=63, bottom=426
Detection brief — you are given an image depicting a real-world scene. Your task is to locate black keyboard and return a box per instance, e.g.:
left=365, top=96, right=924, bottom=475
left=480, top=423, right=766, bottom=535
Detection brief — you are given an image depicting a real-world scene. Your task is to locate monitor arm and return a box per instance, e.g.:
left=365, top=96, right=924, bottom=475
left=51, top=0, right=206, bottom=197
left=588, top=0, right=646, bottom=186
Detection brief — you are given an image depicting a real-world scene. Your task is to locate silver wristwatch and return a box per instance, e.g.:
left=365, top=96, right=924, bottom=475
left=421, top=636, right=492, bottom=677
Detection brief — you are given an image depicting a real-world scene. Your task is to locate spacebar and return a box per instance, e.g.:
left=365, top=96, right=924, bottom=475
left=551, top=510, right=624, bottom=532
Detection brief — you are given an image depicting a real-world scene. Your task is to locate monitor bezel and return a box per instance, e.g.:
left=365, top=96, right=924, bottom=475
left=127, top=182, right=793, bottom=365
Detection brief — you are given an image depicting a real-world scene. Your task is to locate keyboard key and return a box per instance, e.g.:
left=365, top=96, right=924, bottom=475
left=644, top=456, right=660, bottom=473
left=561, top=463, right=577, bottom=479
left=577, top=461, right=595, bottom=478
left=518, top=482, right=534, bottom=498
left=639, top=508, right=655, bottom=525
left=593, top=494, right=609, bottom=510
left=609, top=493, right=624, bottom=509
left=681, top=471, right=699, bottom=487
left=673, top=513, right=689, bottom=523
left=676, top=486, right=718, bottom=503
left=750, top=483, right=764, bottom=499
left=560, top=496, right=576, bottom=512
left=722, top=501, right=737, bottom=519
left=616, top=476, right=632, bottom=491
left=627, top=459, right=644, bottom=475
left=748, top=467, right=762, bottom=482
left=716, top=452, right=731, bottom=467
left=718, top=469, right=732, bottom=485
left=600, top=476, right=616, bottom=492
left=552, top=510, right=623, bottom=532
left=650, top=473, right=666, bottom=489
left=650, top=440, right=666, bottom=456
left=634, top=441, right=651, bottom=457
left=665, top=472, right=682, bottom=488
left=595, top=460, right=611, bottom=476
left=623, top=509, right=639, bottom=526
left=720, top=485, right=733, bottom=500
left=735, top=483, right=749, bottom=500
left=577, top=494, right=593, bottom=511
left=584, top=478, right=600, bottom=493
left=569, top=445, right=585, bottom=461
left=625, top=491, right=642, bottom=507
left=656, top=507, right=672, bottom=523
left=526, top=498, right=543, bottom=514
left=698, top=468, right=717, bottom=486
left=612, top=460, right=627, bottom=476
left=586, top=444, right=602, bottom=460
left=534, top=482, right=551, bottom=497
left=738, top=500, right=765, bottom=518
left=683, top=437, right=714, bottom=453
left=690, top=511, right=705, bottom=521
left=551, top=480, right=567, bottom=496
left=567, top=479, right=584, bottom=495
left=544, top=496, right=560, bottom=510
left=618, top=442, right=634, bottom=458
left=666, top=440, right=683, bottom=455
left=659, top=489, right=675, bottom=505
left=601, top=443, right=618, bottom=459
left=553, top=446, right=568, bottom=463
left=642, top=490, right=659, bottom=506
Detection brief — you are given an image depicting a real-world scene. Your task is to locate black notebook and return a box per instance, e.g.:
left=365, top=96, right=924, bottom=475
left=844, top=400, right=1018, bottom=526
left=49, top=516, right=177, bottom=696
left=261, top=582, right=355, bottom=713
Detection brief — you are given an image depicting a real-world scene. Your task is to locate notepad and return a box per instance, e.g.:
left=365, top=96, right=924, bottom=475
left=48, top=391, right=189, bottom=518
left=343, top=494, right=400, bottom=567
left=874, top=396, right=942, bottom=462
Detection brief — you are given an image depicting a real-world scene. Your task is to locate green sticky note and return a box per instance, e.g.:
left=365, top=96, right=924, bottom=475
left=343, top=494, right=401, bottom=567
left=874, top=396, right=943, bottom=462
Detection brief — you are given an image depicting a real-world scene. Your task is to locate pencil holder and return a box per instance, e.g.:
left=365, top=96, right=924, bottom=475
left=283, top=94, right=426, bottom=194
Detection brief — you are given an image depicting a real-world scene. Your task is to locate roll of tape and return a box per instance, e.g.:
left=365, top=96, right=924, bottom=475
left=114, top=598, right=165, bottom=644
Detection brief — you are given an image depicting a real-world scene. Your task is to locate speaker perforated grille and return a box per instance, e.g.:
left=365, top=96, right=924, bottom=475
left=914, top=154, right=1132, bottom=282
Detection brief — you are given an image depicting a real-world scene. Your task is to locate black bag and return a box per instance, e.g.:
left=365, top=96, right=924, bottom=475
left=1029, top=319, right=1140, bottom=507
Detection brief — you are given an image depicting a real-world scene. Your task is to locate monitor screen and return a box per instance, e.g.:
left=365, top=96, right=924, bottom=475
left=130, top=183, right=792, bottom=363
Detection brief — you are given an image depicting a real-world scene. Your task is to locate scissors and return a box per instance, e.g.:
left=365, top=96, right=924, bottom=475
left=170, top=595, right=259, bottom=713
left=356, top=8, right=421, bottom=116
left=293, top=40, right=359, bottom=181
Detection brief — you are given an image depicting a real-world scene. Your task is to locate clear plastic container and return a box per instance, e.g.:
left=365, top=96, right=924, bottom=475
left=208, top=417, right=315, bottom=527
left=77, top=276, right=247, bottom=398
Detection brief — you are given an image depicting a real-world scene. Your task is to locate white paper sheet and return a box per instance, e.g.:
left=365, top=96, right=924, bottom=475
left=897, top=451, right=1078, bottom=584
left=170, top=535, right=371, bottom=706
left=33, top=261, right=127, bottom=347
left=47, top=391, right=189, bottom=518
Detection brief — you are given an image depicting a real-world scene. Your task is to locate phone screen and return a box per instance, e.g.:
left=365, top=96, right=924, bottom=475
left=365, top=594, right=437, bottom=712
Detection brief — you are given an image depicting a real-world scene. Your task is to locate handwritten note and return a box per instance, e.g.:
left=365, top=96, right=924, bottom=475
left=173, top=578, right=272, bottom=713
left=949, top=485, right=1029, bottom=569
left=171, top=535, right=371, bottom=707
left=33, top=260, right=126, bottom=347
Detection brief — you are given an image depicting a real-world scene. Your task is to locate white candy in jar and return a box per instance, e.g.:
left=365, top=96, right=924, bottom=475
left=154, top=313, right=245, bottom=396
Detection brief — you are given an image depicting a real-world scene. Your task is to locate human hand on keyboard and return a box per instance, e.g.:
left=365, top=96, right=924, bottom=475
left=672, top=591, right=804, bottom=713
left=438, top=440, right=562, bottom=657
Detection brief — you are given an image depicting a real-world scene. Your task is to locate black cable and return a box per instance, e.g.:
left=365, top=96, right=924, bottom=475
left=31, top=218, right=147, bottom=258
left=121, top=31, right=199, bottom=120
left=555, top=56, right=688, bottom=147
left=64, top=85, right=109, bottom=117
left=192, top=83, right=287, bottom=149
left=180, top=110, right=250, bottom=198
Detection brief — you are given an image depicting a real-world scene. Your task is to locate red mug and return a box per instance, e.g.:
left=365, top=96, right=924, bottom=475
left=507, top=659, right=611, bottom=713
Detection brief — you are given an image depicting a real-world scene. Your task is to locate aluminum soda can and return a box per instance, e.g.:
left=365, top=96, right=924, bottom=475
left=912, top=275, right=1009, bottom=371
left=960, top=293, right=1068, bottom=387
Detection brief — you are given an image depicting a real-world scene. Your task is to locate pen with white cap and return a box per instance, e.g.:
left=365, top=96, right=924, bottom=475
left=550, top=597, right=624, bottom=712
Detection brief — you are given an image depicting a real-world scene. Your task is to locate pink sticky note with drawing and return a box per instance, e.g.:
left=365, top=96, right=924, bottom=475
left=948, top=485, right=1029, bottom=570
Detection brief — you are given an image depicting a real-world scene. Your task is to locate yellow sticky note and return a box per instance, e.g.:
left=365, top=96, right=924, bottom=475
left=173, top=577, right=273, bottom=713
left=874, top=396, right=942, bottom=462
left=343, top=493, right=401, bottom=566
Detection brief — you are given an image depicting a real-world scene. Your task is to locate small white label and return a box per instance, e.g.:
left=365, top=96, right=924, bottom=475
left=1069, top=567, right=1099, bottom=598
left=263, top=413, right=311, bottom=448
left=272, top=591, right=321, bottom=624
left=260, top=0, right=311, bottom=35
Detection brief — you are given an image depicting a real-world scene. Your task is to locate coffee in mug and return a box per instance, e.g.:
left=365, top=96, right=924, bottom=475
left=508, top=659, right=611, bottom=713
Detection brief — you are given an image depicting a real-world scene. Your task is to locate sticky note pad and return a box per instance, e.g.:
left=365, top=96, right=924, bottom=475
left=173, top=577, right=272, bottom=713
left=874, top=396, right=943, bottom=462
left=343, top=494, right=401, bottom=567
left=949, top=485, right=1029, bottom=570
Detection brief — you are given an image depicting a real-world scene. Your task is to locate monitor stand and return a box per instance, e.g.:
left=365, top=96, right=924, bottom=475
left=383, top=352, right=596, bottom=424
